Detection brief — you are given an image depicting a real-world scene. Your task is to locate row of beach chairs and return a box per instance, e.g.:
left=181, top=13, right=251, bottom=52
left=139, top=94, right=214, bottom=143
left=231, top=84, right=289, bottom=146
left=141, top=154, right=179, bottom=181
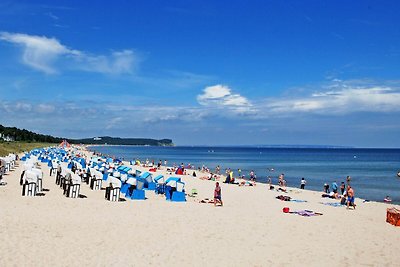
left=19, top=148, right=187, bottom=202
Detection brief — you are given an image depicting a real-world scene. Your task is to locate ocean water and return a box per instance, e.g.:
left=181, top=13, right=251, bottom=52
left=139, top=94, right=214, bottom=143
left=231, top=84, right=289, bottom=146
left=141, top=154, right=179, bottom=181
left=89, top=146, right=400, bottom=204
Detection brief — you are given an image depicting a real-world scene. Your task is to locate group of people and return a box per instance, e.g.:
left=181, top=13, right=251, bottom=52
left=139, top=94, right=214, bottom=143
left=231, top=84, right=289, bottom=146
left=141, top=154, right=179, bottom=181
left=321, top=178, right=355, bottom=209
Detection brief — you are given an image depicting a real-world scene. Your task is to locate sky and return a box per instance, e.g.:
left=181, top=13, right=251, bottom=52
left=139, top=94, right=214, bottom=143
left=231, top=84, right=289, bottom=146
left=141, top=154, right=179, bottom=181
left=0, top=0, right=400, bottom=147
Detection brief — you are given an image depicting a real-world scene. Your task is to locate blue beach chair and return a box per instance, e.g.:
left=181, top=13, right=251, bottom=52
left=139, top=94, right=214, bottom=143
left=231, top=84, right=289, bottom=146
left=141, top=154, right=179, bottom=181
left=165, top=177, right=186, bottom=202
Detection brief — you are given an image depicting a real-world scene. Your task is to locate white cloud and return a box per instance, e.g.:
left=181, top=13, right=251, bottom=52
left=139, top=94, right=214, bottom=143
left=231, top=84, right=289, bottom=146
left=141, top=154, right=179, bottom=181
left=197, top=85, right=253, bottom=114
left=264, top=86, right=400, bottom=115
left=0, top=32, right=137, bottom=75
left=0, top=32, right=76, bottom=73
left=36, top=104, right=56, bottom=113
left=76, top=50, right=137, bottom=74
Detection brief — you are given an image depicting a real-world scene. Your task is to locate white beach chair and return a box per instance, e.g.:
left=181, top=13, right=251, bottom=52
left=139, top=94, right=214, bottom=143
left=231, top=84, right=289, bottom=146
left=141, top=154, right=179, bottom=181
left=67, top=173, right=81, bottom=198
left=90, top=170, right=103, bottom=190
left=106, top=176, right=121, bottom=201
left=31, top=168, right=43, bottom=193
left=22, top=170, right=38, bottom=196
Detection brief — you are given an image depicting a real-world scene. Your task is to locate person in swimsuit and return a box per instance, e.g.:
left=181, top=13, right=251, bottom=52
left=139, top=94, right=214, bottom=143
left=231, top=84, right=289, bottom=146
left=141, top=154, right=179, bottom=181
left=214, top=182, right=223, bottom=207
left=347, top=186, right=355, bottom=209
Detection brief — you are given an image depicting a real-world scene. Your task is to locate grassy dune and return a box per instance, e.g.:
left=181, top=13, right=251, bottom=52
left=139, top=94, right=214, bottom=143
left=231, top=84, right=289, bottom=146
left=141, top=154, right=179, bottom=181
left=0, top=142, right=55, bottom=157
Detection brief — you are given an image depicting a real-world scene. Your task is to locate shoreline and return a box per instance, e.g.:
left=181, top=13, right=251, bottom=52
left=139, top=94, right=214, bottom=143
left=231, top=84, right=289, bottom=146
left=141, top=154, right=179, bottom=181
left=86, top=144, right=400, bottom=205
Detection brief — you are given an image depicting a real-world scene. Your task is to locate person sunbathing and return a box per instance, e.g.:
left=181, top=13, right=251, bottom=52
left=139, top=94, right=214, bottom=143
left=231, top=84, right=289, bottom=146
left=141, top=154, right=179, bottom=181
left=200, top=173, right=213, bottom=180
left=238, top=178, right=255, bottom=186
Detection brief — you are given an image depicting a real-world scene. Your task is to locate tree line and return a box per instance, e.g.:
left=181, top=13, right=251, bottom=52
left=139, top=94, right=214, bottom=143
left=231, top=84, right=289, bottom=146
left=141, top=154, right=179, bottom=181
left=0, top=125, right=174, bottom=146
left=0, top=125, right=63, bottom=143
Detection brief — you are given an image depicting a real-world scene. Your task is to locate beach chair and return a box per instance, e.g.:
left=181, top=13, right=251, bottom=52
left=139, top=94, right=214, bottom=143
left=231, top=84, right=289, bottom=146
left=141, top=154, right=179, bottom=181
left=31, top=168, right=43, bottom=193
left=154, top=175, right=165, bottom=194
left=50, top=161, right=58, bottom=177
left=90, top=170, right=103, bottom=190
left=105, top=176, right=121, bottom=201
left=22, top=170, right=38, bottom=196
left=120, top=173, right=127, bottom=183
left=165, top=177, right=186, bottom=202
left=59, top=167, right=70, bottom=189
left=131, top=177, right=146, bottom=200
left=172, top=182, right=186, bottom=202
left=140, top=172, right=155, bottom=190
left=121, top=176, right=136, bottom=195
left=66, top=173, right=81, bottom=198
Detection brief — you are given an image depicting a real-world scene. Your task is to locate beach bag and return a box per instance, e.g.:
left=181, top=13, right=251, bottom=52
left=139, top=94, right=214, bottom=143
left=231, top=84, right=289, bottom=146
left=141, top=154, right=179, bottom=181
left=283, top=207, right=290, bottom=213
left=386, top=207, right=400, bottom=226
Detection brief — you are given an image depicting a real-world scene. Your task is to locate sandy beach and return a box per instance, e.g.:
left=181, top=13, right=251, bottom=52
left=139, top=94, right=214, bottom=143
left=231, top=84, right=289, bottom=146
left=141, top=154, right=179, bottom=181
left=1, top=147, right=399, bottom=267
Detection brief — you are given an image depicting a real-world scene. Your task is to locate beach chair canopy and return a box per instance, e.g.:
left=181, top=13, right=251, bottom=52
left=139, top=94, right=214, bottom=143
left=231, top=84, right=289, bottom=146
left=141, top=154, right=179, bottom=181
left=107, top=176, right=122, bottom=188
left=165, top=177, right=185, bottom=191
left=31, top=168, right=43, bottom=179
left=71, top=173, right=81, bottom=185
left=24, top=170, right=38, bottom=183
left=126, top=177, right=137, bottom=185
left=140, top=172, right=153, bottom=183
left=117, top=165, right=132, bottom=174
left=154, top=175, right=164, bottom=184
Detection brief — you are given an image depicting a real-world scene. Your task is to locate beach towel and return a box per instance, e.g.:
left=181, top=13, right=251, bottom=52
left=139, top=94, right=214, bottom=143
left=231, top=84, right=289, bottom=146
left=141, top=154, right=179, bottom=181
left=290, top=210, right=323, bottom=217
left=276, top=195, right=291, bottom=201
left=319, top=202, right=344, bottom=207
left=290, top=199, right=307, bottom=203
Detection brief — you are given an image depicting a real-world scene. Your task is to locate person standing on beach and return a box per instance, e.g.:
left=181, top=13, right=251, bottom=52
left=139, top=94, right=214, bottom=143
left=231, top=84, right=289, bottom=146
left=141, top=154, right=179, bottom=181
left=347, top=185, right=355, bottom=209
left=300, top=178, right=306, bottom=189
left=267, top=176, right=272, bottom=188
left=340, top=182, right=346, bottom=195
left=214, top=182, right=223, bottom=207
left=278, top=173, right=284, bottom=186
left=346, top=175, right=351, bottom=186
left=323, top=183, right=330, bottom=193
left=332, top=181, right=338, bottom=194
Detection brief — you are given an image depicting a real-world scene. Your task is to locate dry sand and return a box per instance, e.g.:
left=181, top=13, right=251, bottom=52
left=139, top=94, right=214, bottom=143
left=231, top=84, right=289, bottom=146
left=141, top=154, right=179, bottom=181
left=1, top=148, right=399, bottom=267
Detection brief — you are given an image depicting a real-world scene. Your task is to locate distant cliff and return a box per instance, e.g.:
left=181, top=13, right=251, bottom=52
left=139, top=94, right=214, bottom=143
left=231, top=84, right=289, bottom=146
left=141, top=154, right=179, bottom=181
left=73, top=136, right=174, bottom=146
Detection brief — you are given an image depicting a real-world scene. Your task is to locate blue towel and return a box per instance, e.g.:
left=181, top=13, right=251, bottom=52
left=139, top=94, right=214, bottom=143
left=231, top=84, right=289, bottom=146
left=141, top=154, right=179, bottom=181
left=290, top=199, right=307, bottom=203
left=319, top=202, right=343, bottom=207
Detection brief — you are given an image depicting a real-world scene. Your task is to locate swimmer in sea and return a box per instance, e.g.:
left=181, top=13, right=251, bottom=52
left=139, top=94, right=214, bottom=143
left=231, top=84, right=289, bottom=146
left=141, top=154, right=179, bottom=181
left=384, top=196, right=392, bottom=203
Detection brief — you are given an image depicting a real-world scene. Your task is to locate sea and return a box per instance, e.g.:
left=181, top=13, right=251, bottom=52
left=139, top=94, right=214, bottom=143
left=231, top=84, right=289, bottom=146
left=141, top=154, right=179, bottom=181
left=88, top=146, right=400, bottom=204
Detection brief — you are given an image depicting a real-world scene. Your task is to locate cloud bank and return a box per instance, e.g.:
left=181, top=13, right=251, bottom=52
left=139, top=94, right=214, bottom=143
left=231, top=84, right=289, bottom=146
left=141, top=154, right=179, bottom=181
left=264, top=86, right=400, bottom=116
left=0, top=32, right=138, bottom=74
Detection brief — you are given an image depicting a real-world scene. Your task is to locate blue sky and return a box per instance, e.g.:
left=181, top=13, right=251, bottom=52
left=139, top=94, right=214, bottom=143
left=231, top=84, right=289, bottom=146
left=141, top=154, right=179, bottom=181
left=0, top=0, right=400, bottom=147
